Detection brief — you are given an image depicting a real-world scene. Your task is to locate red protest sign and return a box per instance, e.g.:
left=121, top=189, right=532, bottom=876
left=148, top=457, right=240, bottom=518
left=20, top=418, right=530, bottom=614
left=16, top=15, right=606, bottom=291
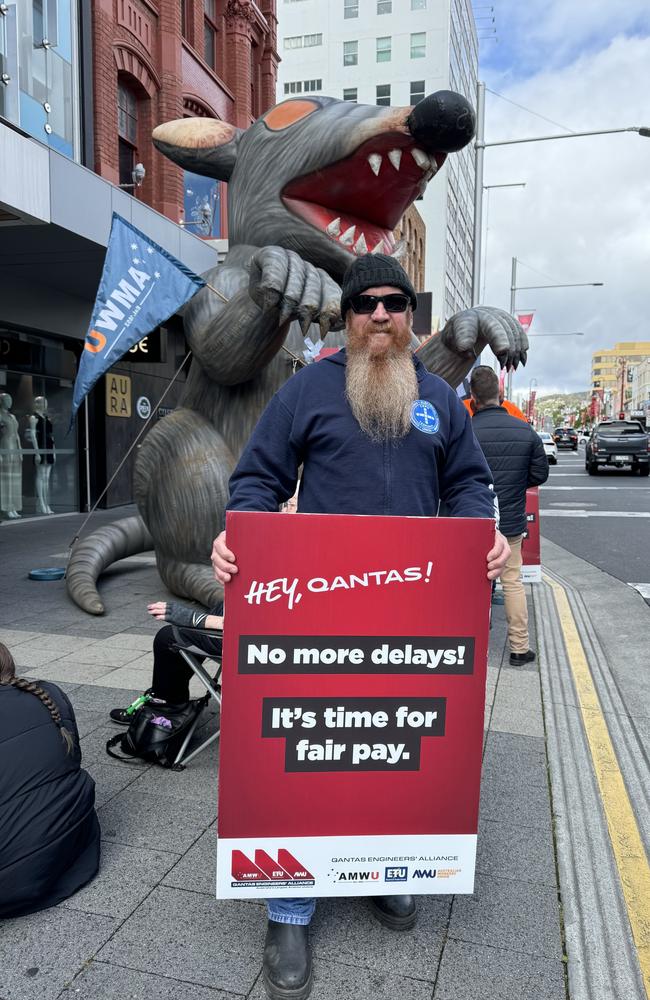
left=521, top=487, right=541, bottom=582
left=216, top=511, right=493, bottom=899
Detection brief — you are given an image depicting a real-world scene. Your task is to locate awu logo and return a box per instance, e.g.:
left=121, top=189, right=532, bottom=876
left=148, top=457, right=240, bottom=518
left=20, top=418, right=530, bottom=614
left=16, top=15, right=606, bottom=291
left=413, top=869, right=437, bottom=879
left=231, top=849, right=315, bottom=887
left=385, top=866, right=408, bottom=881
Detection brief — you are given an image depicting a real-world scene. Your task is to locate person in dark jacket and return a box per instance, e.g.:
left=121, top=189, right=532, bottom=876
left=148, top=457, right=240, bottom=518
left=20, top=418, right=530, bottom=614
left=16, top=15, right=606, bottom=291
left=211, top=254, right=511, bottom=1000
left=0, top=642, right=100, bottom=918
left=469, top=366, right=549, bottom=665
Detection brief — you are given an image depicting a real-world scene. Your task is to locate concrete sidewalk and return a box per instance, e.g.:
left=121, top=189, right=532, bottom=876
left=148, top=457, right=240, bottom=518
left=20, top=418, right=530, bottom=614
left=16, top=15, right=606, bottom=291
left=1, top=510, right=641, bottom=999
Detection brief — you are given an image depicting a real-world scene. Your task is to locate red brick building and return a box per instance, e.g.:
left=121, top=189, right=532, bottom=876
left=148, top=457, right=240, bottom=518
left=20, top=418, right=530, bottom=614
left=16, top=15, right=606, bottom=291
left=91, top=0, right=279, bottom=235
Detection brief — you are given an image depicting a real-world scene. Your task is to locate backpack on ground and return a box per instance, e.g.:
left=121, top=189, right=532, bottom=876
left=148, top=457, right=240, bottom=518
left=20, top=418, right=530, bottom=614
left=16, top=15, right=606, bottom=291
left=105, top=696, right=208, bottom=769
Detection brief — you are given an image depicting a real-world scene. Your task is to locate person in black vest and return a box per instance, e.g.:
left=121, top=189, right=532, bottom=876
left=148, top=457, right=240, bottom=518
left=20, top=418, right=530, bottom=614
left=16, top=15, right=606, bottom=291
left=0, top=642, right=100, bottom=917
left=469, top=366, right=549, bottom=665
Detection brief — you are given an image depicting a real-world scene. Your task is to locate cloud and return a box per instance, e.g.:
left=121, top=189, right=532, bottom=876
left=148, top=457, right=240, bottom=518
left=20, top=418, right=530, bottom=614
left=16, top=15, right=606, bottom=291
left=479, top=31, right=650, bottom=397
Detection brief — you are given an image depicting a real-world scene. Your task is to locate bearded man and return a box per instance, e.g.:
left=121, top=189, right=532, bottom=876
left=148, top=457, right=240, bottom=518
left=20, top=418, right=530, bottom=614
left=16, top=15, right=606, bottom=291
left=211, top=253, right=509, bottom=1000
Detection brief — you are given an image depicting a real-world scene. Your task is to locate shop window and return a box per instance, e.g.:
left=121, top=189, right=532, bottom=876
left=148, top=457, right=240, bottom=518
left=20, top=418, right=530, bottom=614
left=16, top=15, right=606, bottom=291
left=343, top=87, right=357, bottom=101
left=117, top=80, right=138, bottom=189
left=410, top=80, right=425, bottom=104
left=411, top=31, right=426, bottom=58
left=204, top=0, right=217, bottom=71
left=376, top=36, right=391, bottom=62
left=343, top=40, right=358, bottom=66
left=376, top=83, right=391, bottom=106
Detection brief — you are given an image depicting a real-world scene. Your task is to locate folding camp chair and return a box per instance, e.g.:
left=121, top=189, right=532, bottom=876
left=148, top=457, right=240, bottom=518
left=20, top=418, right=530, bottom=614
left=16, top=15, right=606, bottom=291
left=169, top=625, right=223, bottom=767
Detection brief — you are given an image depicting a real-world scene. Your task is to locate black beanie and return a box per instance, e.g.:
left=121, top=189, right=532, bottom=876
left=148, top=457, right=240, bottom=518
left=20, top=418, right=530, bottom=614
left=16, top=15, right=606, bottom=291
left=340, top=253, right=417, bottom=317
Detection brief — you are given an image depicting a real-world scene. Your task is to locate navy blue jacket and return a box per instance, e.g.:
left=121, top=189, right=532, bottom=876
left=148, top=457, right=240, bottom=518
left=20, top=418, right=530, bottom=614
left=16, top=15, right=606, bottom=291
left=471, top=404, right=549, bottom=536
left=0, top=681, right=100, bottom=918
left=228, top=350, right=496, bottom=519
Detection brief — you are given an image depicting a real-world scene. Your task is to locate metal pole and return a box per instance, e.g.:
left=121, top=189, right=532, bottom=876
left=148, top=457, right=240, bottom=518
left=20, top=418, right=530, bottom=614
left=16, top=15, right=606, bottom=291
left=507, top=256, right=517, bottom=399
left=84, top=397, right=91, bottom=513
left=471, top=80, right=486, bottom=307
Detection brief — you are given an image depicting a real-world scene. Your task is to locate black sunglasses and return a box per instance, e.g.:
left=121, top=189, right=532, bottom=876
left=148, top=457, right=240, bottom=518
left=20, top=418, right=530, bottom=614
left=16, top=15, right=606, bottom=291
left=348, top=293, right=411, bottom=314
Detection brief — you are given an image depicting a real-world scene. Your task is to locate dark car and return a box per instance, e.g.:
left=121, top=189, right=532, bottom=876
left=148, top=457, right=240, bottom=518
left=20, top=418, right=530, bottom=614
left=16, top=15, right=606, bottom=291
left=553, top=427, right=578, bottom=451
left=585, top=420, right=650, bottom=475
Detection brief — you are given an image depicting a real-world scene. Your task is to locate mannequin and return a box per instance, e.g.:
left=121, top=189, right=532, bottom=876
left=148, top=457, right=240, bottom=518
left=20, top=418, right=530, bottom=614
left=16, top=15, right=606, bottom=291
left=0, top=393, right=23, bottom=519
left=27, top=397, right=56, bottom=515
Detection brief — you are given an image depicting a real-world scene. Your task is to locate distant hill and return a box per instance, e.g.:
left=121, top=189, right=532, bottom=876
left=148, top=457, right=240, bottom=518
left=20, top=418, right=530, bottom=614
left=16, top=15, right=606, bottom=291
left=530, top=391, right=591, bottom=428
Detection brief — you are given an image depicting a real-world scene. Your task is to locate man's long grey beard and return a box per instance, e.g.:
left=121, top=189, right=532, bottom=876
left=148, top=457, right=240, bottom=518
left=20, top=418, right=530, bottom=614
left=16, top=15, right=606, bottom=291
left=346, top=348, right=418, bottom=443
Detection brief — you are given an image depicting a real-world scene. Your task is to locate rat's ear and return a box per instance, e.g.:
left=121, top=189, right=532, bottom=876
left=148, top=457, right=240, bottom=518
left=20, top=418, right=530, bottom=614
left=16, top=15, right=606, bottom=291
left=152, top=118, right=243, bottom=182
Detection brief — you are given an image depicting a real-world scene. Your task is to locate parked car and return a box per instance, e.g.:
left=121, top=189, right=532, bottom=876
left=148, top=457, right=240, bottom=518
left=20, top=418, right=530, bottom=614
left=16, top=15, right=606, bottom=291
left=553, top=427, right=578, bottom=450
left=585, top=420, right=650, bottom=475
left=539, top=431, right=558, bottom=465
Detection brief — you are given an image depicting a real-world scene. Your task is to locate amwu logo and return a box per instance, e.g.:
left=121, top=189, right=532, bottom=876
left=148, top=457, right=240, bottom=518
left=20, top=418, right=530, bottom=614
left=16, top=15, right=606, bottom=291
left=231, top=849, right=315, bottom=888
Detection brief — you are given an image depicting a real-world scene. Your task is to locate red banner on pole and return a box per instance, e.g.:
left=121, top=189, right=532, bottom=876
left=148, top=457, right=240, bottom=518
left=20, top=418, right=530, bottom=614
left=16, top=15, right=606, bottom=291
left=521, top=488, right=541, bottom=583
left=516, top=312, right=535, bottom=334
left=216, top=511, right=493, bottom=899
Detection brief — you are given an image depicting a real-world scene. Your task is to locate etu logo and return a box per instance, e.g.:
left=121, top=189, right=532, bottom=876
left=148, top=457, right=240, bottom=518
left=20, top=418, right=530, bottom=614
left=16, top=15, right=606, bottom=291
left=385, top=866, right=408, bottom=881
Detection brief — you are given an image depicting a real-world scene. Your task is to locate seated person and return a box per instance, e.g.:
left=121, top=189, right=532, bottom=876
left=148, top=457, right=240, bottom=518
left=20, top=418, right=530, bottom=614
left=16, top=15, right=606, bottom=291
left=0, top=642, right=101, bottom=918
left=109, top=600, right=223, bottom=724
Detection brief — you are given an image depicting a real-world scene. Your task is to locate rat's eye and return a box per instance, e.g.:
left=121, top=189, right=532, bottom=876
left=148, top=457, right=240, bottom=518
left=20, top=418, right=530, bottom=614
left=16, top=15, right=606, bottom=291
left=264, top=100, right=319, bottom=131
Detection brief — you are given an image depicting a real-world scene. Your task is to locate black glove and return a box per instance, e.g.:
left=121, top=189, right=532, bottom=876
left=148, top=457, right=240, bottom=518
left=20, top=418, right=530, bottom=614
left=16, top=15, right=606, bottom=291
left=164, top=602, right=209, bottom=629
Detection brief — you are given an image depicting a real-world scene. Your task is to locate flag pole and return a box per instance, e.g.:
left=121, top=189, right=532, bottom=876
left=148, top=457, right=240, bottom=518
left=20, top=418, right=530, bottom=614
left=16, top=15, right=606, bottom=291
left=203, top=281, right=306, bottom=369
left=68, top=350, right=192, bottom=551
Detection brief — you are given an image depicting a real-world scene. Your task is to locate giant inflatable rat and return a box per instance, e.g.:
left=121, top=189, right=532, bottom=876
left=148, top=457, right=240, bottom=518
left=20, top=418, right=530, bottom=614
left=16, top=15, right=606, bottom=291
left=66, top=92, right=527, bottom=614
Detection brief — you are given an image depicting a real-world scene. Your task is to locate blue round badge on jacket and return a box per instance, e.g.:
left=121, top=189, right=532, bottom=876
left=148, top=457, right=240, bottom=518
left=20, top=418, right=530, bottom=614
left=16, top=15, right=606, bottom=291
left=410, top=400, right=439, bottom=434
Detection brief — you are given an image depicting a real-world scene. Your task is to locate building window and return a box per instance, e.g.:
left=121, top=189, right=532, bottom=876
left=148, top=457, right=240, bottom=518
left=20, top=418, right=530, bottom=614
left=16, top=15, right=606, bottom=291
left=343, top=40, right=358, bottom=66
left=376, top=83, right=391, bottom=106
left=284, top=35, right=303, bottom=49
left=376, top=36, right=391, bottom=62
left=344, top=0, right=359, bottom=17
left=204, top=0, right=217, bottom=70
left=410, top=80, right=425, bottom=104
left=117, top=80, right=138, bottom=189
left=411, top=0, right=426, bottom=8
left=304, top=33, right=322, bottom=46
left=377, top=0, right=392, bottom=12
left=304, top=78, right=322, bottom=92
left=410, top=31, right=426, bottom=58
left=284, top=81, right=303, bottom=94
left=343, top=87, right=358, bottom=101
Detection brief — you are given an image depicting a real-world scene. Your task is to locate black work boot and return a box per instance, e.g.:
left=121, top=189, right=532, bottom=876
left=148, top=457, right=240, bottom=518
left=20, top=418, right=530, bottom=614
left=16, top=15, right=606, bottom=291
left=370, top=894, right=417, bottom=930
left=262, top=920, right=312, bottom=1000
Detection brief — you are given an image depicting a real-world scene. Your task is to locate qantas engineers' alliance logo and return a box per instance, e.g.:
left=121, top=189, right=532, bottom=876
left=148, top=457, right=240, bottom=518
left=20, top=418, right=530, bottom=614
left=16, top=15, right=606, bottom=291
left=231, top=849, right=315, bottom=888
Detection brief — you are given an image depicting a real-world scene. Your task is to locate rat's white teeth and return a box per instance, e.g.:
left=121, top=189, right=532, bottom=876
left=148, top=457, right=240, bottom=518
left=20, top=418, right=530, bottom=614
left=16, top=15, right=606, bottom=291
left=411, top=148, right=430, bottom=171
left=326, top=217, right=341, bottom=236
left=340, top=225, right=356, bottom=246
left=388, top=149, right=402, bottom=171
left=354, top=233, right=368, bottom=255
left=367, top=153, right=383, bottom=176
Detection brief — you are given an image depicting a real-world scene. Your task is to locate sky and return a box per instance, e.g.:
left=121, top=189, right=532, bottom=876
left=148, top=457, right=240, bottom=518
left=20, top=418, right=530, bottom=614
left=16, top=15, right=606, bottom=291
left=473, top=0, right=650, bottom=399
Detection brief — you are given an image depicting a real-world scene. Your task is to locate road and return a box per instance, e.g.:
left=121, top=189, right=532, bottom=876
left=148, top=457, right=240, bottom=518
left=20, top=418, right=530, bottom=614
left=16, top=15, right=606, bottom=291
left=539, top=444, right=650, bottom=600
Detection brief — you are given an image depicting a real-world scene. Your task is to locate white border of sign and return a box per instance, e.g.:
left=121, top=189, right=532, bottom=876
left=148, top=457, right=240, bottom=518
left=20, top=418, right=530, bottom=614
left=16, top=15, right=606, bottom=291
left=217, top=834, right=477, bottom=899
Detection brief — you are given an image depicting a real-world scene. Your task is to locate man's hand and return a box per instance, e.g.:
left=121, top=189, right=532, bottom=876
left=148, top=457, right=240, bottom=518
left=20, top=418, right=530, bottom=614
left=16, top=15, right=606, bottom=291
left=487, top=529, right=510, bottom=580
left=211, top=530, right=239, bottom=583
left=147, top=601, right=168, bottom=621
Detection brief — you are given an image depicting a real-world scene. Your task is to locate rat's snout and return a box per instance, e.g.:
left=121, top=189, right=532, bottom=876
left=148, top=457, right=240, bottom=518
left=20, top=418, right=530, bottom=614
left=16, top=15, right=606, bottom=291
left=406, top=90, right=476, bottom=154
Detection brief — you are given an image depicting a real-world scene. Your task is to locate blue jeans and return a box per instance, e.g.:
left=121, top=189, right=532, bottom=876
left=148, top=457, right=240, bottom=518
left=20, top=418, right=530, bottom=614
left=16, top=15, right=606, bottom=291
left=267, top=897, right=316, bottom=925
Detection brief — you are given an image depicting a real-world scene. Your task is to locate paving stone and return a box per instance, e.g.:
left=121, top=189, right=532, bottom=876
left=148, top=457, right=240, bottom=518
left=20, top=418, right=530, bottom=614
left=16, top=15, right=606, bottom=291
left=97, top=787, right=216, bottom=853
left=448, top=873, right=562, bottom=959
left=476, top=818, right=557, bottom=886
left=0, top=905, right=116, bottom=1000
left=0, top=628, right=41, bottom=646
left=434, top=938, right=566, bottom=999
left=54, top=645, right=146, bottom=667
left=69, top=707, right=109, bottom=739
left=91, top=632, right=154, bottom=651
left=310, top=896, right=449, bottom=979
left=60, top=841, right=181, bottom=919
left=57, top=961, right=242, bottom=1000
left=66, top=684, right=141, bottom=712
left=127, top=741, right=219, bottom=802
left=97, top=886, right=264, bottom=994
left=490, top=704, right=545, bottom=739
left=24, top=660, right=119, bottom=685
left=79, top=723, right=149, bottom=771
left=162, top=823, right=219, bottom=896
left=84, top=761, right=144, bottom=808
left=249, top=957, right=435, bottom=1000
left=479, top=766, right=551, bottom=834
left=95, top=662, right=153, bottom=690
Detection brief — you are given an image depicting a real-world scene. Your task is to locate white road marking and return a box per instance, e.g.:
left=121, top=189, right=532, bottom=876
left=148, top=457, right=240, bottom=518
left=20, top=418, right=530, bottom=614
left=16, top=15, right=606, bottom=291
left=627, top=583, right=650, bottom=599
left=541, top=510, right=650, bottom=518
left=549, top=502, right=597, bottom=508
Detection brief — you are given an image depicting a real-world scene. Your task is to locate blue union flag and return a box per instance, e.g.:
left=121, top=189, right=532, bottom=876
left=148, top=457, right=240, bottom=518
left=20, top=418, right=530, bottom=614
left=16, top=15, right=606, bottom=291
left=70, top=213, right=206, bottom=425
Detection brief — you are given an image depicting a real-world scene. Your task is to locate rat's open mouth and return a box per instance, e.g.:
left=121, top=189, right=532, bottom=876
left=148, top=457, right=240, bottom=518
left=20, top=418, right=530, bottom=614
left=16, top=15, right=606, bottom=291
left=282, top=133, right=445, bottom=256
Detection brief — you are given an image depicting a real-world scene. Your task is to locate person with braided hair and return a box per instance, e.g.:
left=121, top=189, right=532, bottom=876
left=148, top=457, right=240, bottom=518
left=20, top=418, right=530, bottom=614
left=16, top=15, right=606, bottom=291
left=0, top=642, right=100, bottom=918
